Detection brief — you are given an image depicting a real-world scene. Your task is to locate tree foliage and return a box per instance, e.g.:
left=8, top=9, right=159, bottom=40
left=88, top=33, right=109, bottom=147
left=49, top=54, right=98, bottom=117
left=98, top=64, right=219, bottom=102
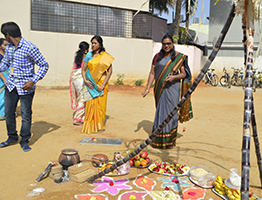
left=183, top=0, right=197, bottom=30
left=173, top=0, right=198, bottom=44
left=149, top=0, right=175, bottom=15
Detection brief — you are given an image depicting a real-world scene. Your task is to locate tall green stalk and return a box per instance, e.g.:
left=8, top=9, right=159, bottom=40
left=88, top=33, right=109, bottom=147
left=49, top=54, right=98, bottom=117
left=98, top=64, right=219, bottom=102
left=86, top=4, right=236, bottom=183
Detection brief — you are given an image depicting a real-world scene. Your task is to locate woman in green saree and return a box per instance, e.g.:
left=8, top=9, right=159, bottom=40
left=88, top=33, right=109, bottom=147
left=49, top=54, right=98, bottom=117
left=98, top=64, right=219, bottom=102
left=142, top=34, right=193, bottom=149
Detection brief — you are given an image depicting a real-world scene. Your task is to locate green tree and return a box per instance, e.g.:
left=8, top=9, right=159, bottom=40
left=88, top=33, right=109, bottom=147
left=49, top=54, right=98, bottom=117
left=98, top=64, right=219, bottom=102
left=173, top=0, right=197, bottom=44
left=183, top=0, right=197, bottom=32
left=173, top=0, right=183, bottom=43
left=150, top=0, right=175, bottom=15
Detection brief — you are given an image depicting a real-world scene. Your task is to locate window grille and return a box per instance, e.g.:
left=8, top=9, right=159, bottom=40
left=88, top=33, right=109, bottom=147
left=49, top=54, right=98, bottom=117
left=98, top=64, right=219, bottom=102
left=132, top=13, right=152, bottom=39
left=31, top=0, right=138, bottom=38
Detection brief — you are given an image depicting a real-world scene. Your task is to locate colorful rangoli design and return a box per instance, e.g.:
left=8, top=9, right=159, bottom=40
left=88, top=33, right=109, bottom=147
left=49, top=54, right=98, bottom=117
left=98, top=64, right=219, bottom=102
left=91, top=176, right=132, bottom=196
left=149, top=190, right=180, bottom=200
left=74, top=193, right=108, bottom=200
left=182, top=188, right=206, bottom=200
left=158, top=175, right=191, bottom=192
left=133, top=174, right=156, bottom=191
left=117, top=191, right=148, bottom=200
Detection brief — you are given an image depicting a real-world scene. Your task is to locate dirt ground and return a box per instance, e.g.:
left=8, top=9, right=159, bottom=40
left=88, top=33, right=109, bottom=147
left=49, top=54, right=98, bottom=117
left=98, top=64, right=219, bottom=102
left=0, top=84, right=262, bottom=200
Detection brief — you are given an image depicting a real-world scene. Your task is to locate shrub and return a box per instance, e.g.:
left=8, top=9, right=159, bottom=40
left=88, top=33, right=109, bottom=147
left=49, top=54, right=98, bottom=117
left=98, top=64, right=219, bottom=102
left=114, top=74, right=125, bottom=85
left=134, top=79, right=144, bottom=86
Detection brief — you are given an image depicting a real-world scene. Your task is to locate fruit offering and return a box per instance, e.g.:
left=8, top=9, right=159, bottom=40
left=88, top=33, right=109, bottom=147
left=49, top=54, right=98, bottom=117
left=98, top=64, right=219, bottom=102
left=99, top=162, right=118, bottom=175
left=128, top=151, right=151, bottom=168
left=148, top=161, right=190, bottom=176
left=214, top=175, right=254, bottom=200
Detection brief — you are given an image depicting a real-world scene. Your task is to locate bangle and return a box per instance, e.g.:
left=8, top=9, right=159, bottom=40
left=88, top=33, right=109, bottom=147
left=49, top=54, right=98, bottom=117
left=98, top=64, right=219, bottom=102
left=145, top=89, right=149, bottom=93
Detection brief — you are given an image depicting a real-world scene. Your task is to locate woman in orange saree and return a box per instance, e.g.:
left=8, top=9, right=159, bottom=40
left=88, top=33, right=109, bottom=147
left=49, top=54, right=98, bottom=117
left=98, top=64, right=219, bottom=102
left=81, top=35, right=114, bottom=134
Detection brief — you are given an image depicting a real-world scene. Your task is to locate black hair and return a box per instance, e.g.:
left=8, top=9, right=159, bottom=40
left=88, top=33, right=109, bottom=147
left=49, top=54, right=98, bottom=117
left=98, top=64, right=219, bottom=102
left=1, top=22, right=21, bottom=38
left=0, top=38, right=6, bottom=46
left=157, top=34, right=176, bottom=62
left=74, top=41, right=89, bottom=68
left=91, top=35, right=105, bottom=55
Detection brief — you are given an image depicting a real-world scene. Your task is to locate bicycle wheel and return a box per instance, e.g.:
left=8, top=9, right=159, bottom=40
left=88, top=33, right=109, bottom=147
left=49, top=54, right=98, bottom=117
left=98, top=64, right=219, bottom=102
left=220, top=76, right=228, bottom=87
left=231, top=76, right=236, bottom=86
left=228, top=77, right=231, bottom=88
left=235, top=77, right=240, bottom=86
left=258, top=81, right=262, bottom=88
left=202, top=75, right=208, bottom=85
left=211, top=74, right=219, bottom=86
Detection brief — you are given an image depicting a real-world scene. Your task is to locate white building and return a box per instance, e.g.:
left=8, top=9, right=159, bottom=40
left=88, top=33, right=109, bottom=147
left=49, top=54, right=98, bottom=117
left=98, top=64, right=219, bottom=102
left=1, top=0, right=202, bottom=86
left=1, top=0, right=154, bottom=86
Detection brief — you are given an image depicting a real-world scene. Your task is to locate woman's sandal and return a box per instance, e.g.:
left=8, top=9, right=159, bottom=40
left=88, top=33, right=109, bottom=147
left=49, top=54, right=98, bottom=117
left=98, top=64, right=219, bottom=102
left=73, top=121, right=83, bottom=126
left=98, top=129, right=105, bottom=133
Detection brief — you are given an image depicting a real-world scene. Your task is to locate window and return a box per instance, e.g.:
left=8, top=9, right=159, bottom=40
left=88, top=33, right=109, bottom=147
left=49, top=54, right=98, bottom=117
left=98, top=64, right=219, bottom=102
left=31, top=0, right=152, bottom=39
left=132, top=13, right=152, bottom=39
left=31, top=0, right=125, bottom=37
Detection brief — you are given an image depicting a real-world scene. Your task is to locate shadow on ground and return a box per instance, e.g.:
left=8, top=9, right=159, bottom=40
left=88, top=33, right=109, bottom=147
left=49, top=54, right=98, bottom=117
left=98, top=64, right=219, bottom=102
left=29, top=121, right=61, bottom=145
left=134, top=120, right=153, bottom=134
left=134, top=119, right=183, bottom=139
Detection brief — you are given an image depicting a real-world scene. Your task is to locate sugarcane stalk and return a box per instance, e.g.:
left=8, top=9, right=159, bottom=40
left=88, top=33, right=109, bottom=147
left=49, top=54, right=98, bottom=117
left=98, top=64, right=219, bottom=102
left=241, top=1, right=254, bottom=198
left=86, top=3, right=236, bottom=183
left=243, top=9, right=262, bottom=188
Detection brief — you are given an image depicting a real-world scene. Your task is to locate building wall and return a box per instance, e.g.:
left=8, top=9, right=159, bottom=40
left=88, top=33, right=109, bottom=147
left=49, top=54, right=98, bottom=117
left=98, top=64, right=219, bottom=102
left=68, top=0, right=149, bottom=12
left=208, top=0, right=262, bottom=73
left=152, top=17, right=167, bottom=42
left=153, top=43, right=203, bottom=78
left=0, top=0, right=153, bottom=86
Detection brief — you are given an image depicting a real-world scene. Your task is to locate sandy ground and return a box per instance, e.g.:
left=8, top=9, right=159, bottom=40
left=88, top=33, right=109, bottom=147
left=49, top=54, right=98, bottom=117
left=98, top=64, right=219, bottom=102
left=0, top=84, right=262, bottom=200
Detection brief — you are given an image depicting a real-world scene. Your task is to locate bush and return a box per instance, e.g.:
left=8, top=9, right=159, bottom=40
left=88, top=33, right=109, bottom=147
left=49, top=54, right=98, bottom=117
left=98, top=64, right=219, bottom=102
left=134, top=79, right=144, bottom=86
left=114, top=74, right=125, bottom=85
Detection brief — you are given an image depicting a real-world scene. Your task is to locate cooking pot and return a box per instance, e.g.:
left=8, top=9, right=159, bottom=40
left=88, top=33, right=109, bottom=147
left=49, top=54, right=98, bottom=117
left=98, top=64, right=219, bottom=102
left=58, top=148, right=80, bottom=169
left=91, top=154, right=108, bottom=167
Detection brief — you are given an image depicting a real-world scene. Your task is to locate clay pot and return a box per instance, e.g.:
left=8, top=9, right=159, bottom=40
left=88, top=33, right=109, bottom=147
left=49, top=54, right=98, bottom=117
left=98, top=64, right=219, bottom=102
left=58, top=148, right=80, bottom=169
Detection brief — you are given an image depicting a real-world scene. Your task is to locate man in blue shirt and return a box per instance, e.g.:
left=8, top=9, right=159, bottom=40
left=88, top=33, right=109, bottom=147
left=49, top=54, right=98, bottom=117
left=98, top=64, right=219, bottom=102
left=0, top=22, right=49, bottom=152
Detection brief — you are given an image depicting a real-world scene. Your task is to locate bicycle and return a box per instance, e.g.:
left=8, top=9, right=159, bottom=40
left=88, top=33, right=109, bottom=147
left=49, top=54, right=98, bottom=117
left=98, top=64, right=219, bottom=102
left=202, top=69, right=219, bottom=86
left=220, top=67, right=231, bottom=88
left=257, top=71, right=262, bottom=88
left=242, top=68, right=257, bottom=92
left=231, top=67, right=244, bottom=86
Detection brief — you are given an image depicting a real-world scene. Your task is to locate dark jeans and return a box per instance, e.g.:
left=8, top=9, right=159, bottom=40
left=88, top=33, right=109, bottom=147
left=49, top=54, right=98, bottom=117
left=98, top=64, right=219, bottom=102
left=5, top=88, right=34, bottom=145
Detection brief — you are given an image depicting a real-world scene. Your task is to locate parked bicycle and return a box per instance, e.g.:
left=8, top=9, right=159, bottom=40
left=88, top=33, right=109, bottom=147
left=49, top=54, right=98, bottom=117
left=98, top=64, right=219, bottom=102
left=257, top=71, right=262, bottom=88
left=220, top=67, right=231, bottom=88
left=231, top=67, right=244, bottom=86
left=202, top=68, right=219, bottom=86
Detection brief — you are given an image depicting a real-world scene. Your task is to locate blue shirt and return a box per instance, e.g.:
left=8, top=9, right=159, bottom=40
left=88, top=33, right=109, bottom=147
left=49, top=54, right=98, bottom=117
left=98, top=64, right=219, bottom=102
left=0, top=37, right=49, bottom=95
